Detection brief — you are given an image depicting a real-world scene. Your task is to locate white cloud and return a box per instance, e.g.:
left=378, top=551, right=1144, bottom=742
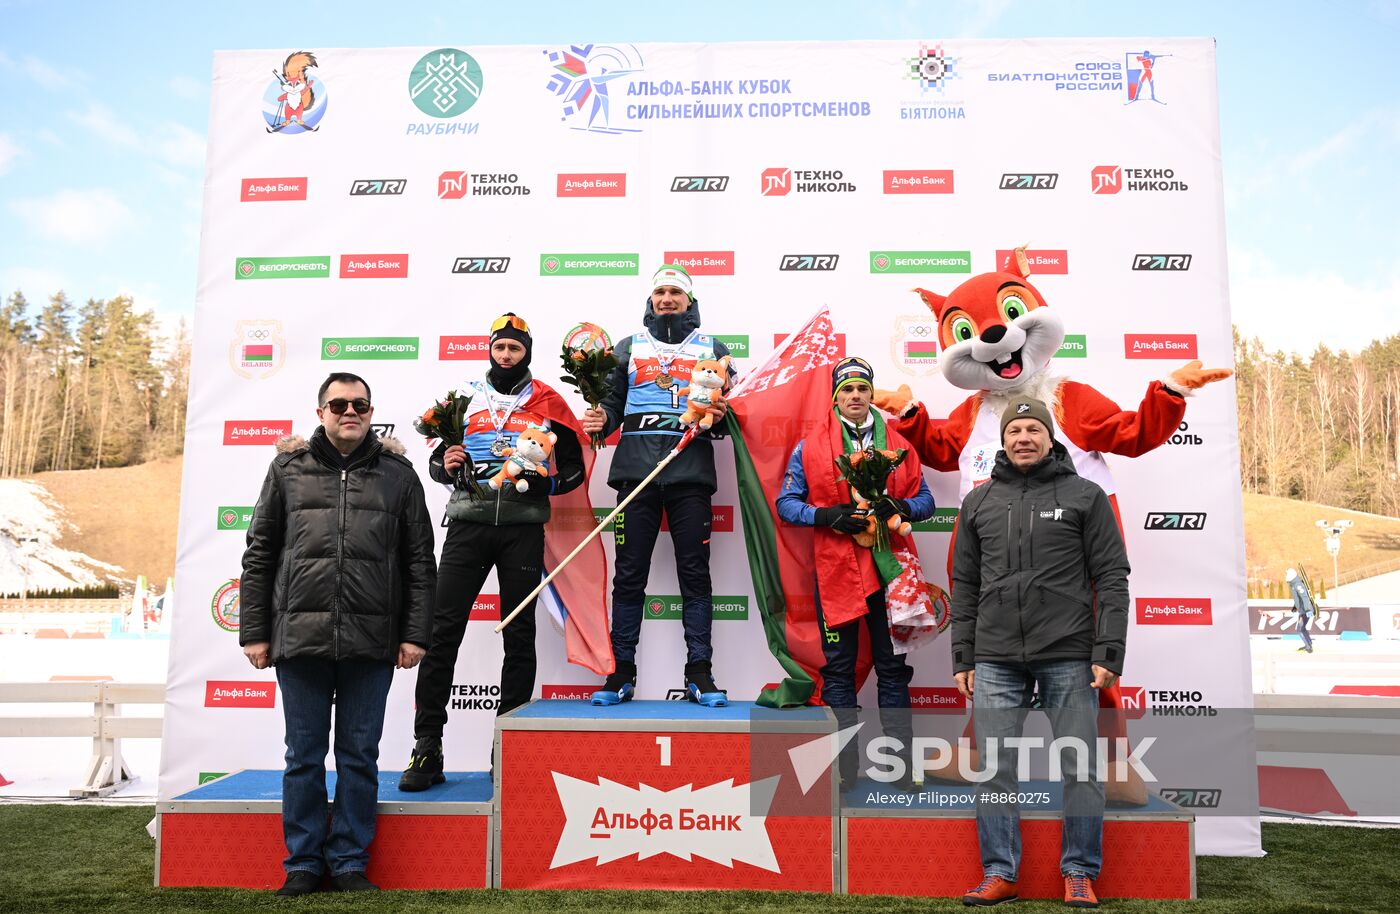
left=22, top=54, right=76, bottom=89
left=8, top=188, right=136, bottom=245
left=0, top=267, right=70, bottom=301
left=35, top=127, right=62, bottom=146
left=1228, top=107, right=1400, bottom=206
left=0, top=132, right=19, bottom=174
left=155, top=123, right=206, bottom=169
left=1229, top=248, right=1399, bottom=356
left=68, top=102, right=140, bottom=148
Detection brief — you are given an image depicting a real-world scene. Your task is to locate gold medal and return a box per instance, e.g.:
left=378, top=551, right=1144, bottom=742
left=655, top=373, right=675, bottom=390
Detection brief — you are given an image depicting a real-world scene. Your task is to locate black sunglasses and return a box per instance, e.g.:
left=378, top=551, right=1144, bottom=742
left=324, top=397, right=371, bottom=415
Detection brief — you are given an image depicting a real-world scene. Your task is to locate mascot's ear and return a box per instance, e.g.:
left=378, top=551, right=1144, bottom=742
left=547, top=432, right=558, bottom=445
left=913, top=287, right=947, bottom=319
left=1008, top=244, right=1032, bottom=279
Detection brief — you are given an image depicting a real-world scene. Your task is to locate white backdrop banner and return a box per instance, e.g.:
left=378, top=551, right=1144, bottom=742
left=161, top=38, right=1259, bottom=855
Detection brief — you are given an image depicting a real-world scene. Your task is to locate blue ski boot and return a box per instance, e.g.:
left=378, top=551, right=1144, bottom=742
left=684, top=661, right=728, bottom=708
left=591, top=661, right=637, bottom=706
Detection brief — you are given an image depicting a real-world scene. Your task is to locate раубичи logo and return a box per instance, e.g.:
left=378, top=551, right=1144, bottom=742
left=409, top=48, right=484, bottom=118
left=263, top=51, right=325, bottom=134
left=544, top=44, right=644, bottom=134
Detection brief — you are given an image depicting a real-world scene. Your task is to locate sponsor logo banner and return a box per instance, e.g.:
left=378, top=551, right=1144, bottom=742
left=1133, top=254, right=1192, bottom=271
left=910, top=686, right=967, bottom=711
left=1144, top=512, right=1207, bottom=530
left=557, top=173, right=627, bottom=197
left=643, top=594, right=748, bottom=621
left=594, top=506, right=734, bottom=532
left=1000, top=173, right=1058, bottom=190
left=348, top=179, right=405, bottom=196
left=210, top=579, right=240, bottom=632
left=216, top=506, right=253, bottom=530
left=663, top=250, right=734, bottom=276
left=884, top=169, right=954, bottom=194
left=1092, top=165, right=1188, bottom=194
left=408, top=48, right=484, bottom=119
left=1251, top=605, right=1373, bottom=635
left=1124, top=333, right=1198, bottom=359
left=240, top=177, right=307, bottom=201
left=322, top=337, right=419, bottom=360
left=439, top=335, right=490, bottom=360
left=778, top=254, right=839, bottom=271
left=1136, top=598, right=1213, bottom=625
left=1055, top=334, right=1088, bottom=358
left=541, top=684, right=596, bottom=701
left=761, top=167, right=856, bottom=195
left=234, top=256, right=330, bottom=280
left=223, top=420, right=292, bottom=445
left=713, top=334, right=749, bottom=358
left=672, top=175, right=729, bottom=192
left=452, top=257, right=510, bottom=274
left=909, top=508, right=958, bottom=533
left=197, top=772, right=229, bottom=785
left=870, top=251, right=971, bottom=274
left=204, top=680, right=275, bottom=708
left=996, top=248, right=1068, bottom=274
left=540, top=254, right=640, bottom=276
left=469, top=595, right=502, bottom=622
left=892, top=314, right=939, bottom=376
left=339, top=254, right=409, bottom=279
left=439, top=171, right=470, bottom=199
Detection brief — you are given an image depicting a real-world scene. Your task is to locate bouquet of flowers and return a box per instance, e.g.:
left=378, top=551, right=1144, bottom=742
left=414, top=390, right=483, bottom=499
left=558, top=322, right=619, bottom=450
left=833, top=446, right=913, bottom=552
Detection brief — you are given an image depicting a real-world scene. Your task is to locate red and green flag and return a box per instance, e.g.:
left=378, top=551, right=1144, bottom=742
left=726, top=309, right=858, bottom=707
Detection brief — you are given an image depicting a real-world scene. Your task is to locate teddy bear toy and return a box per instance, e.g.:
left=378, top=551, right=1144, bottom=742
left=678, top=356, right=731, bottom=430
left=487, top=426, right=556, bottom=492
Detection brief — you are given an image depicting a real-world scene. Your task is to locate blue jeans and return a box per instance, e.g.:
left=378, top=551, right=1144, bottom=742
left=1297, top=611, right=1314, bottom=651
left=276, top=658, right=394, bottom=876
left=610, top=483, right=714, bottom=665
left=973, top=659, right=1104, bottom=880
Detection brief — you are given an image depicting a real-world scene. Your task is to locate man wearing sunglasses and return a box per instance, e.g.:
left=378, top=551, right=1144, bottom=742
left=582, top=265, right=735, bottom=707
left=400, top=313, right=598, bottom=791
left=239, top=372, right=436, bottom=896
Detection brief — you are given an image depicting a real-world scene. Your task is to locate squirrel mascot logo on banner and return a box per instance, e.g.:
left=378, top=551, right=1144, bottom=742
left=874, top=245, right=1231, bottom=802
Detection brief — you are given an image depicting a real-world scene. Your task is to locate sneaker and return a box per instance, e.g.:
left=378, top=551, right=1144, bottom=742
left=274, top=870, right=321, bottom=897
left=329, top=871, right=380, bottom=892
left=1064, top=873, right=1100, bottom=908
left=962, top=875, right=1019, bottom=906
left=592, top=661, right=637, bottom=706
left=398, top=736, right=444, bottom=792
left=684, top=661, right=728, bottom=708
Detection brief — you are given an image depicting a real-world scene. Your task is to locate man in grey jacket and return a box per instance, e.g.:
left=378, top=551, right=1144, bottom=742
left=951, top=396, right=1130, bottom=910
left=240, top=372, right=436, bottom=896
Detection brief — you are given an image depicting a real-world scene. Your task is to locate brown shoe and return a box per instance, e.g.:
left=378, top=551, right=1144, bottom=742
left=1064, top=873, right=1100, bottom=908
left=962, top=874, right=1019, bottom=906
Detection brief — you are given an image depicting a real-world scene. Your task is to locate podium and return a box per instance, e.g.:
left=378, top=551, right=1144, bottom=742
left=156, top=769, right=492, bottom=888
left=494, top=699, right=839, bottom=891
left=841, top=779, right=1195, bottom=898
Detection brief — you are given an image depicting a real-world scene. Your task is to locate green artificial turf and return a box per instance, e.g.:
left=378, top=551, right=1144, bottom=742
left=1, top=806, right=1397, bottom=913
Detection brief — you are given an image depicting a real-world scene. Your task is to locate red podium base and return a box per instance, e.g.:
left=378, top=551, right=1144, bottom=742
left=155, top=769, right=492, bottom=889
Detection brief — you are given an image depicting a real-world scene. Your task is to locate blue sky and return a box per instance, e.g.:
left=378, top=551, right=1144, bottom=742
left=1, top=0, right=1397, bottom=355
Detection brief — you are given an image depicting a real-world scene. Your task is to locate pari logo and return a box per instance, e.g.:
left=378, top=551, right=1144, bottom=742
left=672, top=175, right=729, bottom=192
left=901, top=42, right=967, bottom=121
left=229, top=320, right=286, bottom=379
left=550, top=772, right=780, bottom=871
left=262, top=51, right=326, bottom=134
left=210, top=579, right=240, bottom=632
left=1133, top=254, right=1192, bottom=271
left=1001, top=173, right=1058, bottom=190
left=349, top=179, right=405, bottom=196
left=1144, top=512, right=1207, bottom=530
left=544, top=43, right=644, bottom=135
left=408, top=48, right=484, bottom=118
left=1125, top=50, right=1169, bottom=105
left=892, top=315, right=940, bottom=377
left=779, top=254, right=839, bottom=272
left=452, top=257, right=510, bottom=274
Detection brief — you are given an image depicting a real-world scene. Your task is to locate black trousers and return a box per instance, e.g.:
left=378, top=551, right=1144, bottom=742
left=412, top=521, right=544, bottom=738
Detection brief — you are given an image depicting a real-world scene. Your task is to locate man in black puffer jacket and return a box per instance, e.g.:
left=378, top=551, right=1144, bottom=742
left=240, top=372, right=435, bottom=897
left=951, top=396, right=1129, bottom=910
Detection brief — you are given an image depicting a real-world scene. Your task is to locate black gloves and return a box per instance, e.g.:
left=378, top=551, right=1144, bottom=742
left=872, top=498, right=910, bottom=522
left=813, top=505, right=868, bottom=535
left=516, top=471, right=550, bottom=495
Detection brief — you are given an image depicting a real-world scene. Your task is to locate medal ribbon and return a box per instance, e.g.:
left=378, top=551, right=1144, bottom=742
left=646, top=328, right=699, bottom=385
left=476, top=380, right=532, bottom=447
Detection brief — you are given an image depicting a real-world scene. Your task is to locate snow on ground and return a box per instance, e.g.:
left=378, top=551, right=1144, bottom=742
left=0, top=479, right=121, bottom=594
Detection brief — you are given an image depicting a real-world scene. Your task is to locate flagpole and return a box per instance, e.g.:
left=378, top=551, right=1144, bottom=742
left=494, top=426, right=699, bottom=633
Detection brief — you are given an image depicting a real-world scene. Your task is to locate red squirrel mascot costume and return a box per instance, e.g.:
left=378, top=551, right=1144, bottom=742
left=874, top=246, right=1232, bottom=803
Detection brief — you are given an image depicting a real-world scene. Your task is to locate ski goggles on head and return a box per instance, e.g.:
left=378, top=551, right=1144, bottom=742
left=489, top=314, right=530, bottom=334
